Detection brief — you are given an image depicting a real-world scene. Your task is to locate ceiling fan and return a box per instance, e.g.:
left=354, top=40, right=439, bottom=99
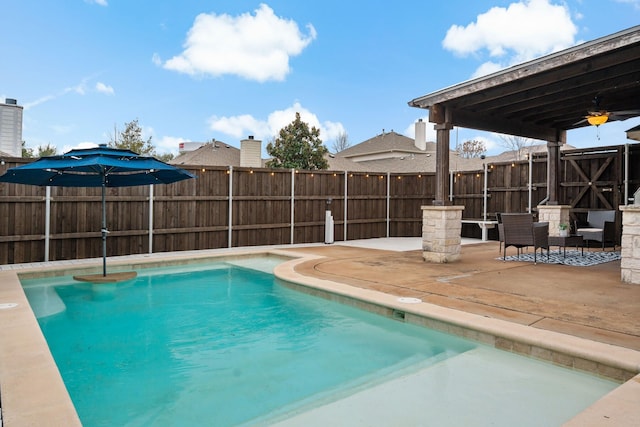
left=577, top=96, right=640, bottom=127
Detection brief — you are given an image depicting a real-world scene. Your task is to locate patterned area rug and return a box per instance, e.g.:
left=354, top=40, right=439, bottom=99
left=500, top=250, right=621, bottom=266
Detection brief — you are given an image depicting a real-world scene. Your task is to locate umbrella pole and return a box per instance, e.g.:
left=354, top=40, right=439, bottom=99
left=101, top=182, right=107, bottom=276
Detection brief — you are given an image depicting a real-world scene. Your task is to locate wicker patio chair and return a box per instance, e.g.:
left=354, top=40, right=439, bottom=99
left=501, top=213, right=549, bottom=263
left=496, top=213, right=504, bottom=253
left=575, top=210, right=616, bottom=250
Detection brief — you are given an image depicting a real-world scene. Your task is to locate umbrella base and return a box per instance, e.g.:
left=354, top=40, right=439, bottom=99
left=73, top=271, right=137, bottom=283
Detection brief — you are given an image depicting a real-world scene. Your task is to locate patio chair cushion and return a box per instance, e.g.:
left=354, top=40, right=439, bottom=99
left=575, top=210, right=615, bottom=250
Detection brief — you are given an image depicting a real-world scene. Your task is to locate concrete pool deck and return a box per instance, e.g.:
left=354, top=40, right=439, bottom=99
left=1, top=238, right=639, bottom=425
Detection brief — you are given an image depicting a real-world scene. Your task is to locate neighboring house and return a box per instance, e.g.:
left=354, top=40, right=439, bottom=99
left=170, top=141, right=242, bottom=167
left=626, top=124, right=640, bottom=141
left=334, top=130, right=436, bottom=163
left=169, top=129, right=574, bottom=173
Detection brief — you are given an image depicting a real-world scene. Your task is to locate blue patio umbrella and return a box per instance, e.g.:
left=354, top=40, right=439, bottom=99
left=0, top=144, right=195, bottom=279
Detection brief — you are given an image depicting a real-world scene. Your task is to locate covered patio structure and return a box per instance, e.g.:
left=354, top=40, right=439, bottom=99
left=408, top=25, right=640, bottom=281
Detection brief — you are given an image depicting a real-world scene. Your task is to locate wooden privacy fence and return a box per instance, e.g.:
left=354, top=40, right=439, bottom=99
left=1, top=144, right=638, bottom=264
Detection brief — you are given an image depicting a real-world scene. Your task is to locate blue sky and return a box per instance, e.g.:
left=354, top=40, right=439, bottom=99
left=2, top=0, right=639, bottom=157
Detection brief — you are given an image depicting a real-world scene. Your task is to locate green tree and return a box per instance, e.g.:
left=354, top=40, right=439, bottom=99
left=109, top=119, right=155, bottom=155
left=156, top=152, right=174, bottom=163
left=266, top=112, right=329, bottom=170
left=21, top=141, right=34, bottom=158
left=37, top=143, right=57, bottom=157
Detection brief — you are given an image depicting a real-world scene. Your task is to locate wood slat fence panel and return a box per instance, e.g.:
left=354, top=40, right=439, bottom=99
left=0, top=144, right=637, bottom=264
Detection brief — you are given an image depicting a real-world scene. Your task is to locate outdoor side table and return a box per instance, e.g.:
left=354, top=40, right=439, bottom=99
left=548, top=235, right=584, bottom=258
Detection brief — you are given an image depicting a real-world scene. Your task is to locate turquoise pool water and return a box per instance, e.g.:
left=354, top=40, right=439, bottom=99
left=22, top=260, right=618, bottom=426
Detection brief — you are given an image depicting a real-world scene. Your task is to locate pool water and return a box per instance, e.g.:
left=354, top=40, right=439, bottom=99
left=22, top=261, right=618, bottom=426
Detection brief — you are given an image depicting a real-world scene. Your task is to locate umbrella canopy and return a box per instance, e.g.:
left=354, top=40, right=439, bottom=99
left=0, top=144, right=195, bottom=279
left=0, top=144, right=194, bottom=187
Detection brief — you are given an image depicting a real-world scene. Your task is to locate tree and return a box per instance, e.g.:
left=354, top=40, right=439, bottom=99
left=457, top=139, right=486, bottom=159
left=37, top=143, right=57, bottom=157
left=331, top=131, right=350, bottom=153
left=156, top=152, right=174, bottom=163
left=497, top=134, right=534, bottom=160
left=266, top=112, right=329, bottom=170
left=21, top=141, right=34, bottom=158
left=109, top=119, right=155, bottom=155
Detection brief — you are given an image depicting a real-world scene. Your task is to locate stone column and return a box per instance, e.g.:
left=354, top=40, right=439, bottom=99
left=620, top=205, right=640, bottom=285
left=538, top=205, right=571, bottom=236
left=422, top=205, right=464, bottom=263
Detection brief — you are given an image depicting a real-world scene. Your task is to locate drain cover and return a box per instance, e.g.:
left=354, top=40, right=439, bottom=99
left=397, top=297, right=422, bottom=304
left=0, top=303, right=18, bottom=309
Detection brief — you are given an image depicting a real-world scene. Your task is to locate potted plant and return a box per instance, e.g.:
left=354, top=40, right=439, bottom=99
left=558, top=223, right=569, bottom=237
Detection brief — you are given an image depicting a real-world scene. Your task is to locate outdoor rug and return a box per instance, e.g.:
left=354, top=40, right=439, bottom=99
left=499, top=250, right=621, bottom=267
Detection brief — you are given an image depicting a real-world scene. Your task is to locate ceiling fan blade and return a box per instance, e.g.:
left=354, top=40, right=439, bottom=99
left=610, top=110, right=640, bottom=116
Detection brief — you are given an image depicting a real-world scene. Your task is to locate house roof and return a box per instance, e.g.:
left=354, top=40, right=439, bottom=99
left=336, top=131, right=436, bottom=159
left=408, top=25, right=640, bottom=142
left=170, top=142, right=241, bottom=166
left=626, top=124, right=640, bottom=141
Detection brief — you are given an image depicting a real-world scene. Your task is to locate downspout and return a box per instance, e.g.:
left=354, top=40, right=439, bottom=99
left=624, top=143, right=629, bottom=205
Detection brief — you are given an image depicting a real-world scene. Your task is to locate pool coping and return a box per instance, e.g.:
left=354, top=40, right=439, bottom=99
left=273, top=253, right=640, bottom=426
left=0, top=248, right=639, bottom=426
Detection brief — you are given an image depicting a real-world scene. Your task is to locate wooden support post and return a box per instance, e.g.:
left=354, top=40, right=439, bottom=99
left=546, top=130, right=565, bottom=206
left=430, top=104, right=453, bottom=206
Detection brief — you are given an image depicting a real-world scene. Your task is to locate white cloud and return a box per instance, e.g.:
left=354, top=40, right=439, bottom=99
left=443, top=0, right=577, bottom=77
left=85, top=0, right=108, bottom=6
left=163, top=4, right=317, bottom=82
left=23, top=79, right=89, bottom=110
left=95, top=82, right=114, bottom=95
left=151, top=53, right=162, bottom=66
left=61, top=142, right=99, bottom=153
left=208, top=102, right=344, bottom=144
left=614, top=0, right=640, bottom=9
left=155, top=135, right=189, bottom=155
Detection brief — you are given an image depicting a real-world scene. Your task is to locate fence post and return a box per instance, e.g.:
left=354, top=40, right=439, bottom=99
left=386, top=172, right=390, bottom=237
left=45, top=186, right=51, bottom=261
left=290, top=168, right=295, bottom=244
left=483, top=163, right=488, bottom=221
left=344, top=171, right=348, bottom=241
left=148, top=184, right=154, bottom=254
left=528, top=153, right=533, bottom=213
left=228, top=165, right=233, bottom=248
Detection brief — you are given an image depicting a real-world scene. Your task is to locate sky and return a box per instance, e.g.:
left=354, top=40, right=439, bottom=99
left=2, top=0, right=640, bottom=157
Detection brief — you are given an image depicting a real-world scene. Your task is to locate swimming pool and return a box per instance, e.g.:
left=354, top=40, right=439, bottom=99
left=22, top=258, right=618, bottom=426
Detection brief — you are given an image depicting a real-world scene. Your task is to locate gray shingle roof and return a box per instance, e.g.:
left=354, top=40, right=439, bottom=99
left=170, top=142, right=241, bottom=166
left=336, top=131, right=436, bottom=158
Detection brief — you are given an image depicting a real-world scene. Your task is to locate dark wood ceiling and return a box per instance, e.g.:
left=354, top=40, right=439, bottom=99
left=408, top=26, right=640, bottom=142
